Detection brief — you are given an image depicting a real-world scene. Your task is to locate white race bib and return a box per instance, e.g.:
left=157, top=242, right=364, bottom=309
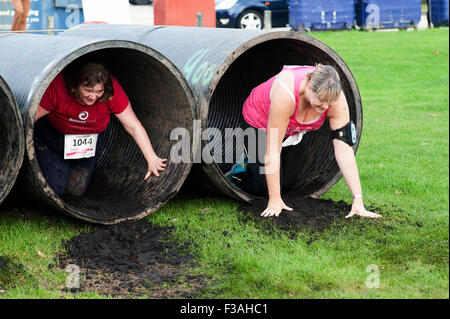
left=64, top=134, right=98, bottom=160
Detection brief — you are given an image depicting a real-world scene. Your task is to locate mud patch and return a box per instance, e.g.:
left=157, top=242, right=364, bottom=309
left=57, top=220, right=211, bottom=298
left=237, top=192, right=357, bottom=237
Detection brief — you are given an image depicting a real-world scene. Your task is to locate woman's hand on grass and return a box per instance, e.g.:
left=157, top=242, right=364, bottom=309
left=345, top=200, right=382, bottom=219
left=144, top=155, right=167, bottom=180
left=261, top=197, right=292, bottom=218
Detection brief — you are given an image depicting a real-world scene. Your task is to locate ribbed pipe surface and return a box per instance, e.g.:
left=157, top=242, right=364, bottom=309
left=62, top=25, right=363, bottom=202
left=0, top=33, right=196, bottom=224
left=0, top=75, right=24, bottom=205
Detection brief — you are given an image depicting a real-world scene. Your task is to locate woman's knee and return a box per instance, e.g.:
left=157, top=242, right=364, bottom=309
left=13, top=0, right=30, bottom=19
left=65, top=167, right=94, bottom=196
left=13, top=3, right=24, bottom=17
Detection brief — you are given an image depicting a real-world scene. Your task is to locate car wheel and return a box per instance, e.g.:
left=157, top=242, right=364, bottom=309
left=238, top=10, right=264, bottom=30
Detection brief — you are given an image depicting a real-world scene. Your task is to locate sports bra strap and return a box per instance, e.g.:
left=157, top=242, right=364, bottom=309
left=275, top=75, right=296, bottom=104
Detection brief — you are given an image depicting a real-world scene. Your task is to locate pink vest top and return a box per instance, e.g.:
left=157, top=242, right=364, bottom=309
left=242, top=65, right=329, bottom=137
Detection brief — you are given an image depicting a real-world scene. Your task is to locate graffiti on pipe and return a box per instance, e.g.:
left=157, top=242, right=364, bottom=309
left=183, top=48, right=217, bottom=87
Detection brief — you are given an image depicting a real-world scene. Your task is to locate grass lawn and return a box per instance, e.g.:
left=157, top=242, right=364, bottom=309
left=0, top=28, right=448, bottom=299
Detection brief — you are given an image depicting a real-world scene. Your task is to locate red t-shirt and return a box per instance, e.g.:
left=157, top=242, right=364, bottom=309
left=40, top=72, right=129, bottom=134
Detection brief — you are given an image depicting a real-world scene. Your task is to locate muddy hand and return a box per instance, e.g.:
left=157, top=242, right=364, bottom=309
left=144, top=156, right=167, bottom=180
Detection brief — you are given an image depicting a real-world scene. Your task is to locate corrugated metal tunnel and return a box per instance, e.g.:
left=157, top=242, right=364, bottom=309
left=0, top=34, right=196, bottom=224
left=62, top=25, right=363, bottom=202
left=0, top=75, right=24, bottom=205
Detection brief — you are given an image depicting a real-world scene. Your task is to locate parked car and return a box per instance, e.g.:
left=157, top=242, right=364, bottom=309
left=216, top=0, right=288, bottom=29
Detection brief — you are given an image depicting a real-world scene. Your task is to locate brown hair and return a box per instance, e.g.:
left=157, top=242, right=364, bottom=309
left=306, top=64, right=341, bottom=103
left=64, top=61, right=114, bottom=103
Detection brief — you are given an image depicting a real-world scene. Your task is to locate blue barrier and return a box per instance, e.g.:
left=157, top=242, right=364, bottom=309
left=0, top=0, right=84, bottom=32
left=288, top=0, right=355, bottom=31
left=355, top=0, right=421, bottom=29
left=430, top=0, right=449, bottom=26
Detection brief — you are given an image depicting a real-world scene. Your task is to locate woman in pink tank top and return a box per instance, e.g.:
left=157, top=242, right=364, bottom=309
left=233, top=64, right=381, bottom=220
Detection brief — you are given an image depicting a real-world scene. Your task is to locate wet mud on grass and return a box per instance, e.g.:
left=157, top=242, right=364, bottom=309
left=1, top=196, right=212, bottom=298
left=1, top=190, right=386, bottom=298
left=236, top=191, right=383, bottom=238
left=56, top=221, right=211, bottom=298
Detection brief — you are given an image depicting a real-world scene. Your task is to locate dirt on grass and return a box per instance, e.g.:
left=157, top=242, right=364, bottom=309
left=1, top=189, right=384, bottom=298
left=1, top=194, right=213, bottom=298
left=237, top=192, right=360, bottom=237
left=56, top=220, right=211, bottom=298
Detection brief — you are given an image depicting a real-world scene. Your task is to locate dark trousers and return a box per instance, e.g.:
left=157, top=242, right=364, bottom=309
left=34, top=118, right=104, bottom=196
left=236, top=115, right=302, bottom=197
left=427, top=0, right=432, bottom=27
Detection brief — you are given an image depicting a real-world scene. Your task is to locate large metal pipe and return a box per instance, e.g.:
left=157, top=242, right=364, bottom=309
left=62, top=25, right=363, bottom=202
left=0, top=33, right=196, bottom=224
left=0, top=75, right=24, bottom=205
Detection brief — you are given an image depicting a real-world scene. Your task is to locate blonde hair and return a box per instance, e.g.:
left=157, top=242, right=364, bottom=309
left=306, top=64, right=341, bottom=103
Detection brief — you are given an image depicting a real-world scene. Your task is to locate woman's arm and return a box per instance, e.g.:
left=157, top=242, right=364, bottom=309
left=328, top=92, right=381, bottom=218
left=261, top=72, right=295, bottom=217
left=115, top=103, right=167, bottom=180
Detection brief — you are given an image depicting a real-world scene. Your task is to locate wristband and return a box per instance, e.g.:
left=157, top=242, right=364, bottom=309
left=352, top=193, right=363, bottom=199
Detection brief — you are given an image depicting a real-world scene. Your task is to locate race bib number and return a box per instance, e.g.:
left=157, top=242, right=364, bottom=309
left=64, top=134, right=98, bottom=160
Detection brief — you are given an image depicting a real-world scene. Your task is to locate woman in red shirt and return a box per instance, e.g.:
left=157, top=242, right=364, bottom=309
left=34, top=61, right=166, bottom=196
left=233, top=64, right=381, bottom=219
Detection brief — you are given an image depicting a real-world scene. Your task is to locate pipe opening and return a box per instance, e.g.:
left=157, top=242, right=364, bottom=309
left=208, top=38, right=360, bottom=198
left=33, top=47, right=193, bottom=223
left=0, top=79, right=23, bottom=204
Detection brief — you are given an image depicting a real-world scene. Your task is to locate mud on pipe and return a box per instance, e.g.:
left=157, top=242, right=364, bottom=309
left=0, top=34, right=196, bottom=224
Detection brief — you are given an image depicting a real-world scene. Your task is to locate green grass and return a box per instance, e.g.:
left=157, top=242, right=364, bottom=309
left=1, top=28, right=448, bottom=299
